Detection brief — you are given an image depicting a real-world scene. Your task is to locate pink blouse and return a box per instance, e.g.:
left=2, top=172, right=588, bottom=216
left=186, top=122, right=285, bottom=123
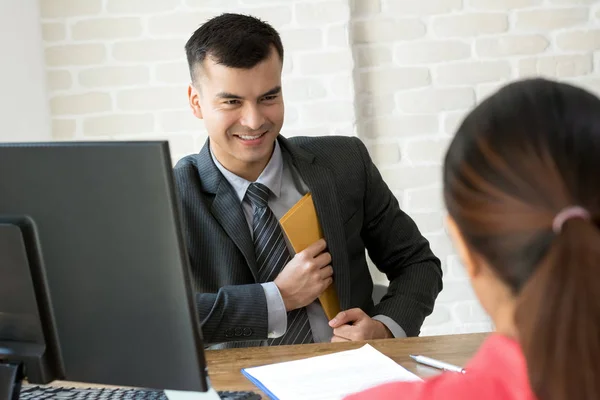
left=344, top=334, right=537, bottom=400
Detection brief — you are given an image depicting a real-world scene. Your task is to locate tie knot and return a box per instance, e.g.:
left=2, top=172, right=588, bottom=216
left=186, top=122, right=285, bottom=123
left=246, top=182, right=271, bottom=208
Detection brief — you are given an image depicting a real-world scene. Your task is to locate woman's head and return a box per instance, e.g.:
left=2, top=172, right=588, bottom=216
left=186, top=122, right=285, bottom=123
left=443, top=77, right=600, bottom=400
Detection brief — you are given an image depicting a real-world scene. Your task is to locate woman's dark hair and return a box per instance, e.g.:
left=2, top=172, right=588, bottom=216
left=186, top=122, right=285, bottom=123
left=443, top=77, right=600, bottom=400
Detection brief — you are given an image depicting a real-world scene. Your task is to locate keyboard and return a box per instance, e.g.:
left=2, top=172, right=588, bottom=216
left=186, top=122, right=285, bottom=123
left=20, top=385, right=261, bottom=400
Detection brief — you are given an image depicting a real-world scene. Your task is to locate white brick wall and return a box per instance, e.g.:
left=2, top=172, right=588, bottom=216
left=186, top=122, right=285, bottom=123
left=41, top=0, right=358, bottom=152
left=37, top=0, right=600, bottom=336
left=355, top=0, right=599, bottom=336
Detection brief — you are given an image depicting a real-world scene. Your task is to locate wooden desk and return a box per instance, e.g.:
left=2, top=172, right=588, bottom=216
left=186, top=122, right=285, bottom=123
left=205, top=332, right=488, bottom=397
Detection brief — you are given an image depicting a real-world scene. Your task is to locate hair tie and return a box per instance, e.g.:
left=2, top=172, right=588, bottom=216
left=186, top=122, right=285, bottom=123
left=552, top=206, right=590, bottom=234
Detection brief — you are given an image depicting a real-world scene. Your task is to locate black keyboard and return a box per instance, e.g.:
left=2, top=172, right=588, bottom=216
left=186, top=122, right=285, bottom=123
left=20, top=385, right=261, bottom=400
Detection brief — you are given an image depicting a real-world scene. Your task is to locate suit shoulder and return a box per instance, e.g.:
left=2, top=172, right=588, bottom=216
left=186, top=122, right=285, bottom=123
left=288, top=135, right=366, bottom=155
left=173, top=154, right=199, bottom=176
left=172, top=154, right=204, bottom=196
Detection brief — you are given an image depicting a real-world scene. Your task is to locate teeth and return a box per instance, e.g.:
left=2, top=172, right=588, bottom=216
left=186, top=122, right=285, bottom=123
left=238, top=132, right=264, bottom=140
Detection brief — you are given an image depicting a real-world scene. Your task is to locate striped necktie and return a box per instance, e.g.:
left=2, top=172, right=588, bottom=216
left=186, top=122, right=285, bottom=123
left=246, top=182, right=314, bottom=345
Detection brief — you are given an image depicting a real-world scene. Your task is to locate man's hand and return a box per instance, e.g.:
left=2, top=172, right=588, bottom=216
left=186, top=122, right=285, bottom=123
left=328, top=308, right=393, bottom=342
left=274, top=239, right=333, bottom=312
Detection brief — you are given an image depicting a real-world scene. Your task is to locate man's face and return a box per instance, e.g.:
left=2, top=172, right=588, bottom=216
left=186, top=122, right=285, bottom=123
left=188, top=48, right=284, bottom=176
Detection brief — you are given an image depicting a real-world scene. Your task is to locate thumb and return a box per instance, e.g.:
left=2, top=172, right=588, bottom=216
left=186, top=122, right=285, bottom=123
left=328, top=308, right=365, bottom=328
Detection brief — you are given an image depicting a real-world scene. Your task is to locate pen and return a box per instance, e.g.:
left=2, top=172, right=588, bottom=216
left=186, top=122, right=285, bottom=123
left=409, top=355, right=466, bottom=374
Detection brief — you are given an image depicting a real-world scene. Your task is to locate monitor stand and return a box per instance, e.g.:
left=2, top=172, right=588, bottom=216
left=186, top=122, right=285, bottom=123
left=0, top=219, right=62, bottom=400
left=164, top=387, right=221, bottom=400
left=0, top=362, right=23, bottom=400
left=164, top=375, right=223, bottom=400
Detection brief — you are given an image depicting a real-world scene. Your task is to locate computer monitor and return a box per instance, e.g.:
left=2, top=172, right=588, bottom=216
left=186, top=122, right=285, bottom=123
left=0, top=142, right=219, bottom=399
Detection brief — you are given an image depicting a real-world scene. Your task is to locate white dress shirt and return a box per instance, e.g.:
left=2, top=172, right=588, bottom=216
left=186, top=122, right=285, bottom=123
left=210, top=140, right=406, bottom=342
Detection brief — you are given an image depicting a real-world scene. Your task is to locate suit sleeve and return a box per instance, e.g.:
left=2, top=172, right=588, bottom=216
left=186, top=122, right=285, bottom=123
left=172, top=162, right=271, bottom=345
left=195, top=283, right=270, bottom=345
left=353, top=137, right=443, bottom=337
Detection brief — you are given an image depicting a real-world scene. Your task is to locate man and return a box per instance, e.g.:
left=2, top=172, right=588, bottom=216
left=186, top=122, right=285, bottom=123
left=174, top=13, right=443, bottom=347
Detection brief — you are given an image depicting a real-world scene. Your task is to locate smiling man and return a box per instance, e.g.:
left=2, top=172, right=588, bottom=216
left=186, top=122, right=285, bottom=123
left=173, top=13, right=443, bottom=348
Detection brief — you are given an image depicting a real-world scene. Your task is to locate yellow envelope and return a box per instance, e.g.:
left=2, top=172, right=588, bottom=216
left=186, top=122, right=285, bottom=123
left=279, top=193, right=341, bottom=320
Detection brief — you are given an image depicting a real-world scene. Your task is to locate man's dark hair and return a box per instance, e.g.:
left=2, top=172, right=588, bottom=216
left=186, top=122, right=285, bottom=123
left=185, top=13, right=284, bottom=81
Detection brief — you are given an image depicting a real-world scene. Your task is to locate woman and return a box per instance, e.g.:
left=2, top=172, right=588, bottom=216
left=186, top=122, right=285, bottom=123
left=345, top=78, right=600, bottom=400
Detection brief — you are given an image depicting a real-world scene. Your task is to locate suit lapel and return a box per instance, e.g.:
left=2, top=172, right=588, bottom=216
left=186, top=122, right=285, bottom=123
left=196, top=141, right=259, bottom=280
left=280, top=138, right=352, bottom=310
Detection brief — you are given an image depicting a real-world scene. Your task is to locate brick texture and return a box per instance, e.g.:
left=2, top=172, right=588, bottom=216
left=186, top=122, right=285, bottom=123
left=37, top=0, right=600, bottom=336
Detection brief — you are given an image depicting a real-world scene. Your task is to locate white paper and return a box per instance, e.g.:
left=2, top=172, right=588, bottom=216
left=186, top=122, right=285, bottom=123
left=242, top=344, right=422, bottom=400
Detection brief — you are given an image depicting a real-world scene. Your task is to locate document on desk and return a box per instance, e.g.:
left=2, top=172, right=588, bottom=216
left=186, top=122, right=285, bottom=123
left=241, top=344, right=422, bottom=400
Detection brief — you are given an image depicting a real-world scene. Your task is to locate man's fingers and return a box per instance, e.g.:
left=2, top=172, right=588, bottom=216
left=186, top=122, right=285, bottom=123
left=314, top=251, right=332, bottom=267
left=331, top=334, right=351, bottom=343
left=304, top=238, right=327, bottom=257
left=319, top=265, right=333, bottom=280
left=332, top=325, right=355, bottom=340
left=328, top=308, right=365, bottom=328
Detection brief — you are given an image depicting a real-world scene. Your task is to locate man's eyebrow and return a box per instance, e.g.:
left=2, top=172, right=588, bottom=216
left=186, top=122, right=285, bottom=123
left=259, top=86, right=281, bottom=98
left=215, top=91, right=243, bottom=99
left=214, top=86, right=281, bottom=100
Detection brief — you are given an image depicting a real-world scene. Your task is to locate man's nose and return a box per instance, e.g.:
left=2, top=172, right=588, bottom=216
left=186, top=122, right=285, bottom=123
left=240, top=105, right=266, bottom=131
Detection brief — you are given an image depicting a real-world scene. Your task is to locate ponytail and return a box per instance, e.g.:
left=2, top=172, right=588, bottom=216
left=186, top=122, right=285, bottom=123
left=515, top=218, right=600, bottom=400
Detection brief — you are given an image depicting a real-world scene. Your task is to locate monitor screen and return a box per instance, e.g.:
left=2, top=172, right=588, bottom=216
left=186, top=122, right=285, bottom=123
left=0, top=141, right=208, bottom=393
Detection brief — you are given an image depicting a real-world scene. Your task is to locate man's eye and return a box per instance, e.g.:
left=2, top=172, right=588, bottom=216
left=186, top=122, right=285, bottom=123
left=262, top=95, right=277, bottom=101
left=225, top=99, right=240, bottom=105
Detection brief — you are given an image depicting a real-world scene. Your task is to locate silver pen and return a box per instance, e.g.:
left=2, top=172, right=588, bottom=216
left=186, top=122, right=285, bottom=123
left=409, top=354, right=466, bottom=374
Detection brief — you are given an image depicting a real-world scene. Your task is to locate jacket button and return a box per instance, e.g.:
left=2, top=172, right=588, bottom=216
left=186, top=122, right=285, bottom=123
left=243, top=328, right=253, bottom=337
left=225, top=328, right=234, bottom=338
left=234, top=328, right=243, bottom=337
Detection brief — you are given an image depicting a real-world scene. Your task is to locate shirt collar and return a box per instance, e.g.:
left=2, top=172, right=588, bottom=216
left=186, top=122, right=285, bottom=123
left=209, top=140, right=283, bottom=203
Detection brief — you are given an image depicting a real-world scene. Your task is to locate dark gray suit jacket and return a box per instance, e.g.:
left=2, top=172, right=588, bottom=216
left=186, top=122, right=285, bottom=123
left=173, top=135, right=443, bottom=346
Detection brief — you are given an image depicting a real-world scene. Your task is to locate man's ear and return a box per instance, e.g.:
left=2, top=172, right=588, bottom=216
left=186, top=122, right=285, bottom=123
left=445, top=215, right=482, bottom=280
left=188, top=83, right=203, bottom=120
